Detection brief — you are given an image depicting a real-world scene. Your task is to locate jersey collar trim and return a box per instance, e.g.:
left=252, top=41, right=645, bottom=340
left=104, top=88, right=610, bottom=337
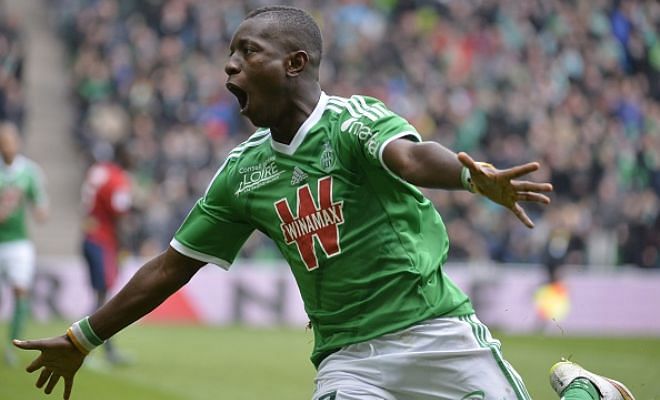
left=270, top=91, right=328, bottom=155
left=1, top=154, right=27, bottom=172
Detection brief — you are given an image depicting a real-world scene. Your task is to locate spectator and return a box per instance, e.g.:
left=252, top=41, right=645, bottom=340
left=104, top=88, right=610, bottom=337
left=0, top=13, right=26, bottom=130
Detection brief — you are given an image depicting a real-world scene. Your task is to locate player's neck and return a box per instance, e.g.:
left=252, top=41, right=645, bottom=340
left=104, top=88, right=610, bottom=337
left=2, top=155, right=16, bottom=165
left=270, top=86, right=321, bottom=145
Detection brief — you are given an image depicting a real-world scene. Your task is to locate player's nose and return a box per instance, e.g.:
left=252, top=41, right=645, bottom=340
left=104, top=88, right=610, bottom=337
left=224, top=54, right=241, bottom=76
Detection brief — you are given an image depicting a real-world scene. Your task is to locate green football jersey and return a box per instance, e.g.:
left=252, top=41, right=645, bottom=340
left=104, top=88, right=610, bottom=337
left=0, top=155, right=48, bottom=243
left=172, top=93, right=474, bottom=367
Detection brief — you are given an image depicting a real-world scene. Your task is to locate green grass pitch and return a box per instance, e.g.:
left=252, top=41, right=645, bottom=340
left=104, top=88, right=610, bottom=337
left=1, top=321, right=659, bottom=399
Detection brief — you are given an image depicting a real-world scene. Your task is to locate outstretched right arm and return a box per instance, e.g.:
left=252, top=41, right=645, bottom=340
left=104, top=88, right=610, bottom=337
left=87, top=246, right=205, bottom=339
left=13, top=246, right=206, bottom=399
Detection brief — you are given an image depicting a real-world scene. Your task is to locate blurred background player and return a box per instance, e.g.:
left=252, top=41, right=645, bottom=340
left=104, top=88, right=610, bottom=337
left=80, top=141, right=132, bottom=365
left=534, top=206, right=581, bottom=331
left=0, top=121, right=48, bottom=365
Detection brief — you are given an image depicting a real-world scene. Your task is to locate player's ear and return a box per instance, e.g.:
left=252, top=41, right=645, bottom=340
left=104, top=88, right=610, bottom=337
left=286, top=50, right=309, bottom=77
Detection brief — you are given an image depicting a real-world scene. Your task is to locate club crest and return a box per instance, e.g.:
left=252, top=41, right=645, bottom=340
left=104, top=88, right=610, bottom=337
left=320, top=140, right=335, bottom=172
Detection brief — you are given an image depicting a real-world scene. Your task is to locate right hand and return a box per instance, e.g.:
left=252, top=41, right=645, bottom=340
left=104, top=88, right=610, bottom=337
left=457, top=152, right=553, bottom=228
left=13, top=335, right=86, bottom=400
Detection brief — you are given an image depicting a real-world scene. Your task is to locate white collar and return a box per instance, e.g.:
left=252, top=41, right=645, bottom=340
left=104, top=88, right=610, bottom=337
left=1, top=154, right=26, bottom=172
left=270, top=91, right=328, bottom=155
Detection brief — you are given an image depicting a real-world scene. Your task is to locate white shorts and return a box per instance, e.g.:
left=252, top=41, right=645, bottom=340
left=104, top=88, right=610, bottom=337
left=313, top=314, right=531, bottom=400
left=0, top=240, right=36, bottom=290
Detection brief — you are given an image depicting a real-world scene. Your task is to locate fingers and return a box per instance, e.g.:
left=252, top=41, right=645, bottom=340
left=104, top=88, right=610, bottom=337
left=45, top=373, right=61, bottom=395
left=513, top=180, right=554, bottom=193
left=516, top=192, right=552, bottom=204
left=457, top=153, right=548, bottom=229
left=13, top=339, right=43, bottom=350
left=28, top=364, right=74, bottom=399
left=457, top=152, right=478, bottom=171
left=37, top=368, right=51, bottom=388
left=460, top=154, right=550, bottom=185
left=64, top=376, right=75, bottom=400
left=36, top=369, right=62, bottom=395
left=26, top=354, right=44, bottom=373
left=512, top=203, right=534, bottom=229
left=499, top=162, right=540, bottom=179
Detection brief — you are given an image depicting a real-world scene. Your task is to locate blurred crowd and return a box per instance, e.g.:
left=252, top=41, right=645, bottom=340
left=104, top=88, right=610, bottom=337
left=0, top=9, right=24, bottom=132
left=41, top=0, right=658, bottom=268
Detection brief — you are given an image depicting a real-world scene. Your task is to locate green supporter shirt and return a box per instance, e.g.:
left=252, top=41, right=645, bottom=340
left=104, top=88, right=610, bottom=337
left=0, top=155, right=48, bottom=243
left=172, top=92, right=474, bottom=367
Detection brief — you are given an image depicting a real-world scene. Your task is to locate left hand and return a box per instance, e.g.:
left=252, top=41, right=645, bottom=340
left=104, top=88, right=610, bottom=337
left=458, top=152, right=553, bottom=228
left=13, top=335, right=86, bottom=399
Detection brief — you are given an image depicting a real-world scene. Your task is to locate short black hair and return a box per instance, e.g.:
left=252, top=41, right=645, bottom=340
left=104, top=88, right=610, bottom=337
left=245, top=6, right=323, bottom=68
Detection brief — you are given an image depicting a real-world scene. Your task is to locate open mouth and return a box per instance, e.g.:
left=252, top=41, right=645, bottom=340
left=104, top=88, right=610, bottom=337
left=226, top=82, right=249, bottom=111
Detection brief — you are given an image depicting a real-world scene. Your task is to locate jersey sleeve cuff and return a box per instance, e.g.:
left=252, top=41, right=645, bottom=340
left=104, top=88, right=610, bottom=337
left=169, top=238, right=232, bottom=270
left=378, top=131, right=422, bottom=182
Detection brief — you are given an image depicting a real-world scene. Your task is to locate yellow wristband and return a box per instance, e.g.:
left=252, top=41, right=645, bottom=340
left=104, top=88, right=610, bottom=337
left=66, top=328, right=90, bottom=355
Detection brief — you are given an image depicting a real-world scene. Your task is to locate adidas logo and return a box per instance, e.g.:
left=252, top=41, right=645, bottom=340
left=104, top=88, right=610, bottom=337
left=290, top=166, right=308, bottom=185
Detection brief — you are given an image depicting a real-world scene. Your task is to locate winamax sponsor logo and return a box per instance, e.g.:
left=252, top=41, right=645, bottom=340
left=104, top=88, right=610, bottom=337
left=274, top=176, right=344, bottom=270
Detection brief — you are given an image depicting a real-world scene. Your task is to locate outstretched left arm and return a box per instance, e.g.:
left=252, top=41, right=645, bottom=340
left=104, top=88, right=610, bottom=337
left=382, top=138, right=553, bottom=228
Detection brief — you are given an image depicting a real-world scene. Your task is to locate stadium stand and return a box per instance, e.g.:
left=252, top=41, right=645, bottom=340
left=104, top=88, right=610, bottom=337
left=48, top=0, right=659, bottom=268
left=1, top=0, right=83, bottom=256
left=0, top=10, right=24, bottom=130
